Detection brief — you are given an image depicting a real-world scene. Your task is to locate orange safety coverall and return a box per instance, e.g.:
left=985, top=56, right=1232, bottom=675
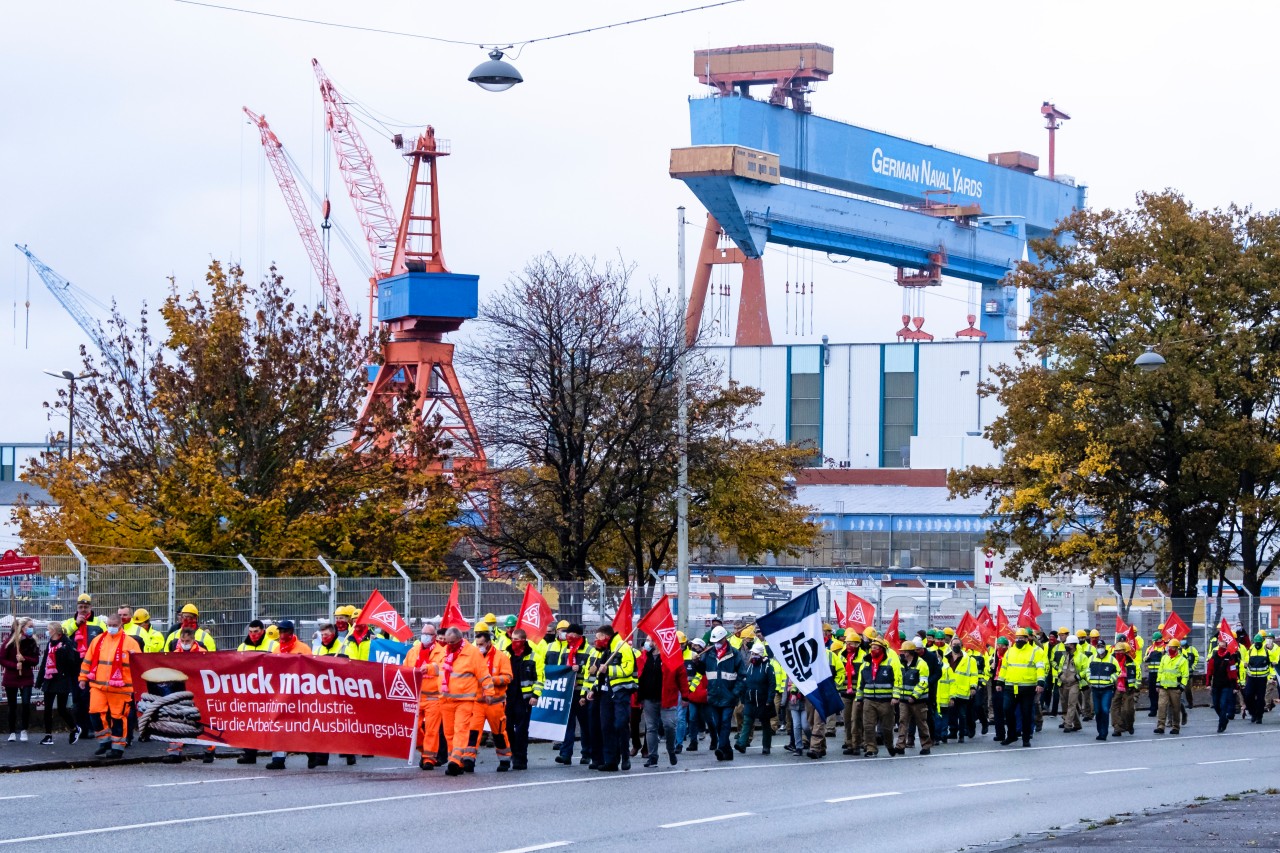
left=439, top=641, right=494, bottom=769
left=407, top=639, right=448, bottom=766
left=79, top=632, right=142, bottom=751
left=470, top=645, right=513, bottom=762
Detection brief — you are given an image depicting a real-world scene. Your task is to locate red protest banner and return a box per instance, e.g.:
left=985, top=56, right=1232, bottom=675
left=0, top=550, right=40, bottom=578
left=355, top=589, right=412, bottom=642
left=613, top=588, right=634, bottom=639
left=834, top=599, right=846, bottom=630
left=886, top=610, right=901, bottom=652
left=132, top=652, right=419, bottom=758
left=440, top=580, right=471, bottom=631
left=1163, top=611, right=1191, bottom=642
left=637, top=595, right=682, bottom=671
left=1017, top=589, right=1043, bottom=631
left=957, top=611, right=986, bottom=652
left=845, top=593, right=875, bottom=635
left=515, top=584, right=555, bottom=639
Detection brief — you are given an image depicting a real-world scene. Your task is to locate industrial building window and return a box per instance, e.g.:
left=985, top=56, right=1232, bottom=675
left=0, top=447, right=13, bottom=482
left=881, top=344, right=917, bottom=468
left=788, top=346, right=823, bottom=466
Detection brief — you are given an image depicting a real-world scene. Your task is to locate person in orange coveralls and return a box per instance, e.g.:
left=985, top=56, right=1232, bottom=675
left=470, top=623, right=514, bottom=771
left=77, top=613, right=141, bottom=759
left=438, top=626, right=494, bottom=776
left=406, top=622, right=449, bottom=770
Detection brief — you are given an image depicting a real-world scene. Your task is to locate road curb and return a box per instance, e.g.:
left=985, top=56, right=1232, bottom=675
left=1, top=754, right=171, bottom=773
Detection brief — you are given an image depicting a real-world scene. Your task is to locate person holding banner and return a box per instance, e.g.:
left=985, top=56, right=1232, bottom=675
left=585, top=624, right=636, bottom=772
left=504, top=628, right=539, bottom=771
left=546, top=622, right=591, bottom=766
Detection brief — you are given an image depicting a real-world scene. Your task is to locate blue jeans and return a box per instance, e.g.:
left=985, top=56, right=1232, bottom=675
left=789, top=701, right=807, bottom=749
left=676, top=699, right=691, bottom=745
left=1212, top=685, right=1236, bottom=731
left=559, top=696, right=591, bottom=759
left=1092, top=687, right=1115, bottom=738
left=709, top=704, right=735, bottom=754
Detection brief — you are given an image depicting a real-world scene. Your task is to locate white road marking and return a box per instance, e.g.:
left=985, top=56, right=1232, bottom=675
left=492, top=843, right=571, bottom=853
left=957, top=778, right=1028, bottom=788
left=146, top=775, right=266, bottom=788
left=825, top=792, right=901, bottom=803
left=659, top=812, right=753, bottom=828
left=1085, top=767, right=1148, bottom=775
left=1197, top=758, right=1252, bottom=765
left=0, top=796, right=36, bottom=801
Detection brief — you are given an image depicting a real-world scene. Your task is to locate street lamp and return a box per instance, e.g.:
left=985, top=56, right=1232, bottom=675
left=1134, top=346, right=1166, bottom=372
left=43, top=370, right=93, bottom=459
left=468, top=49, right=523, bottom=92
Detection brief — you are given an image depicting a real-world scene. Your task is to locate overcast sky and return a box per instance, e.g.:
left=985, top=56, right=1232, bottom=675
left=2, top=0, right=1273, bottom=444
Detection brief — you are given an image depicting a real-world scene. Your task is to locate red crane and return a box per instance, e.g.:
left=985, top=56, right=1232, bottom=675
left=313, top=58, right=399, bottom=332
left=243, top=107, right=353, bottom=327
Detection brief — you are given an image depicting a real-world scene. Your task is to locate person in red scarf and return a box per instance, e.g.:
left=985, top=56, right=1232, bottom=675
left=63, top=595, right=105, bottom=740
left=159, top=628, right=218, bottom=765
left=545, top=622, right=592, bottom=765
left=77, top=613, right=140, bottom=759
left=1110, top=640, right=1138, bottom=737
left=268, top=620, right=310, bottom=770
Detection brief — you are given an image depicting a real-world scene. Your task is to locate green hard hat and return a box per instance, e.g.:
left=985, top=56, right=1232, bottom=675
left=996, top=636, right=1009, bottom=646
left=834, top=628, right=845, bottom=639
left=898, top=630, right=907, bottom=641
left=1255, top=632, right=1266, bottom=643
left=1152, top=631, right=1162, bottom=640
left=503, top=615, right=517, bottom=628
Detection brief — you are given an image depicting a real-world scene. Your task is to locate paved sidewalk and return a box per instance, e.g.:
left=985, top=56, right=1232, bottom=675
left=986, top=790, right=1280, bottom=851
left=0, top=734, right=232, bottom=772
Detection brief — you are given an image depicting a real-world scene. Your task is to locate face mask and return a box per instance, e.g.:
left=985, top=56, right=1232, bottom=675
left=1169, top=649, right=1178, bottom=656
left=951, top=644, right=962, bottom=653
left=180, top=642, right=193, bottom=651
left=870, top=647, right=884, bottom=660
left=322, top=633, right=335, bottom=645
left=511, top=641, right=527, bottom=655
left=750, top=655, right=762, bottom=663
left=557, top=630, right=567, bottom=641
left=421, top=634, right=435, bottom=645
left=23, top=627, right=34, bottom=637
left=336, top=621, right=349, bottom=632
left=107, top=626, right=120, bottom=636
left=447, top=640, right=463, bottom=652
left=594, top=638, right=610, bottom=650
left=1015, top=639, right=1026, bottom=648
left=643, top=642, right=654, bottom=652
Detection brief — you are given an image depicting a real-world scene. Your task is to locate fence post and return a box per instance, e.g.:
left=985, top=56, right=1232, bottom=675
left=316, top=556, right=337, bottom=619
left=65, top=539, right=88, bottom=595
left=926, top=586, right=933, bottom=629
left=462, top=560, right=482, bottom=623
left=153, top=547, right=176, bottom=626
left=237, top=554, right=258, bottom=618
left=586, top=565, right=606, bottom=624
left=524, top=560, right=544, bottom=593
left=391, top=561, right=412, bottom=619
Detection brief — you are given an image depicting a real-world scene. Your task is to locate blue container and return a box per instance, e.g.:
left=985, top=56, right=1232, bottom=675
left=378, top=271, right=479, bottom=323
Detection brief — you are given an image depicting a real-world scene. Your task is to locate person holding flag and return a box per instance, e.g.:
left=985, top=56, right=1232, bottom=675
left=1154, top=638, right=1189, bottom=734
left=1144, top=630, right=1166, bottom=717
left=1207, top=622, right=1241, bottom=733
left=585, top=624, right=637, bottom=772
left=1109, top=640, right=1138, bottom=737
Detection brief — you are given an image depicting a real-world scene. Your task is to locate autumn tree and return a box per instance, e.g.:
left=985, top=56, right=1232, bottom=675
left=951, top=192, right=1280, bottom=629
left=15, top=262, right=458, bottom=573
left=465, top=253, right=817, bottom=588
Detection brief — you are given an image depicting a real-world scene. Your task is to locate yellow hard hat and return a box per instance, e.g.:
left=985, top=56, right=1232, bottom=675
left=847, top=631, right=862, bottom=642
left=180, top=603, right=199, bottom=616
left=1015, top=627, right=1030, bottom=638
left=474, top=622, right=492, bottom=634
left=265, top=624, right=280, bottom=640
left=132, top=609, right=150, bottom=624
left=335, top=605, right=356, bottom=619
left=740, top=625, right=756, bottom=639
left=863, top=627, right=879, bottom=640
left=943, top=627, right=955, bottom=637
left=822, top=623, right=833, bottom=632
left=1076, top=630, right=1087, bottom=638
left=77, top=593, right=92, bottom=604
left=1056, top=627, right=1068, bottom=635
left=676, top=631, right=687, bottom=644
left=483, top=613, right=497, bottom=624
left=1157, top=622, right=1166, bottom=630
left=830, top=639, right=845, bottom=653
left=556, top=620, right=570, bottom=630
left=1089, top=629, right=1101, bottom=638
left=900, top=640, right=917, bottom=652
left=1168, top=638, right=1181, bottom=648
left=1113, top=642, right=1130, bottom=654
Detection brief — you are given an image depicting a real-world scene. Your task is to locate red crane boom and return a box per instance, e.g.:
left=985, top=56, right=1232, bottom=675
left=243, top=106, right=353, bottom=326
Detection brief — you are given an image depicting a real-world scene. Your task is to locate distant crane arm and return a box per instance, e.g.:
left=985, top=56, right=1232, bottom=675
left=15, top=244, right=128, bottom=374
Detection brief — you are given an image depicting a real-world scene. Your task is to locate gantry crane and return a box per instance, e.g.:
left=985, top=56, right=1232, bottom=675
left=313, top=58, right=399, bottom=333
left=243, top=107, right=353, bottom=327
left=16, top=245, right=129, bottom=376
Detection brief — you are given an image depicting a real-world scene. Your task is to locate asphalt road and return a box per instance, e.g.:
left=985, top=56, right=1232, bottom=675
left=2, top=712, right=1279, bottom=853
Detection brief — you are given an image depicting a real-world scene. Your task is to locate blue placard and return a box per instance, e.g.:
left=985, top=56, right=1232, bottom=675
left=529, top=664, right=576, bottom=741
left=369, top=638, right=412, bottom=666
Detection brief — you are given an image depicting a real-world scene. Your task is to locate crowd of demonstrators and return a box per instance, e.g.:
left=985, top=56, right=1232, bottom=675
left=1, top=598, right=1274, bottom=773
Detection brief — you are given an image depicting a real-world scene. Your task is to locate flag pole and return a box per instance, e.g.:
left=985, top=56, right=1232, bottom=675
left=676, top=206, right=690, bottom=635
left=405, top=690, right=421, bottom=768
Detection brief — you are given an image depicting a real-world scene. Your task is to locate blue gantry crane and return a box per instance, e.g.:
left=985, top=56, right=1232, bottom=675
left=16, top=244, right=129, bottom=375
left=670, top=44, right=1087, bottom=342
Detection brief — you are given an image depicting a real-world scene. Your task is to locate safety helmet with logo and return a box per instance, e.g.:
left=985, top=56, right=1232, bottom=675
left=132, top=608, right=151, bottom=624
left=503, top=615, right=517, bottom=629
left=709, top=626, right=729, bottom=644
left=180, top=603, right=199, bottom=617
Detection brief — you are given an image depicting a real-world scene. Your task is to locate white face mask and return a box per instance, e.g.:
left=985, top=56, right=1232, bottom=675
left=180, top=642, right=193, bottom=651
left=107, top=626, right=120, bottom=636
left=643, top=642, right=654, bottom=652
left=557, top=631, right=567, bottom=641
left=421, top=634, right=435, bottom=645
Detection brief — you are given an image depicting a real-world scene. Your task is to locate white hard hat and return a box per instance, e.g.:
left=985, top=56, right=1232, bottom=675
left=1065, top=635, right=1078, bottom=645
left=709, top=626, right=728, bottom=643
left=751, top=642, right=766, bottom=656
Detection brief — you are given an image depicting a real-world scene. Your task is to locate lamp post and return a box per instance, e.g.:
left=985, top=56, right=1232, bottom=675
left=43, top=370, right=92, bottom=459
left=676, top=206, right=690, bottom=633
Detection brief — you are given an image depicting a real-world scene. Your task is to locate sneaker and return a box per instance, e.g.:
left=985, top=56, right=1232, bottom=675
left=40, top=735, right=54, bottom=746
left=644, top=756, right=658, bottom=767
left=69, top=727, right=81, bottom=745
left=18, top=731, right=27, bottom=742
left=554, top=755, right=570, bottom=765
left=5, top=733, right=14, bottom=743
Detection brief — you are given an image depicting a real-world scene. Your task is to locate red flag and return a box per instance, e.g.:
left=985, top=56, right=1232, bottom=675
left=845, top=593, right=876, bottom=634
left=612, top=588, right=634, bottom=639
left=995, top=606, right=1016, bottom=640
left=1017, top=589, right=1043, bottom=631
left=514, top=585, right=555, bottom=639
left=1163, top=611, right=1191, bottom=642
left=976, top=606, right=997, bottom=646
left=439, top=580, right=471, bottom=631
left=1217, top=618, right=1238, bottom=655
left=886, top=610, right=901, bottom=652
left=957, top=611, right=985, bottom=651
left=354, top=589, right=412, bottom=642
left=1115, top=615, right=1137, bottom=650
left=834, top=599, right=846, bottom=629
left=637, top=596, right=682, bottom=671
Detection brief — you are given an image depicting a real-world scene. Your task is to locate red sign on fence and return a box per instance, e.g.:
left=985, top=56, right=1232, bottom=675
left=0, top=550, right=40, bottom=577
left=132, top=652, right=419, bottom=758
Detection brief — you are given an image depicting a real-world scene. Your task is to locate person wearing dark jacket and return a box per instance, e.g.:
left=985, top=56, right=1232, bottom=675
left=734, top=642, right=777, bottom=755
left=704, top=626, right=743, bottom=761
left=1207, top=641, right=1241, bottom=733
left=1, top=618, right=40, bottom=742
left=505, top=629, right=539, bottom=770
left=637, top=641, right=684, bottom=767
left=36, top=621, right=81, bottom=744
